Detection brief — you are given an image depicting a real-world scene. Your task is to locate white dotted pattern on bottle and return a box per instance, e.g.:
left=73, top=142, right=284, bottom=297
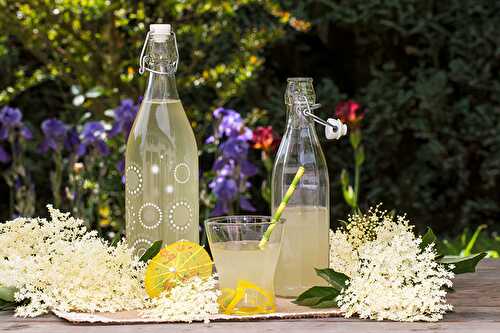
left=133, top=238, right=153, bottom=258
left=126, top=164, right=143, bottom=195
left=138, top=202, right=163, bottom=230
left=173, top=162, right=190, bottom=184
left=168, top=200, right=193, bottom=232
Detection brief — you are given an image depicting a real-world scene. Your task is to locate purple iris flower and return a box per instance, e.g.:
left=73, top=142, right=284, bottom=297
left=108, top=98, right=139, bottom=140
left=0, top=107, right=22, bottom=127
left=209, top=176, right=238, bottom=216
left=208, top=107, right=257, bottom=215
left=210, top=176, right=238, bottom=201
left=0, top=106, right=32, bottom=141
left=39, top=118, right=80, bottom=154
left=218, top=110, right=244, bottom=137
left=206, top=108, right=250, bottom=144
left=220, top=138, right=250, bottom=160
left=77, top=121, right=110, bottom=157
left=0, top=106, right=32, bottom=164
left=20, top=127, right=33, bottom=140
left=65, top=127, right=81, bottom=151
left=39, top=118, right=67, bottom=152
left=240, top=159, right=258, bottom=177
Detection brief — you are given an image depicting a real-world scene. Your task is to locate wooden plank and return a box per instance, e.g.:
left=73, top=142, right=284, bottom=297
left=0, top=260, right=498, bottom=332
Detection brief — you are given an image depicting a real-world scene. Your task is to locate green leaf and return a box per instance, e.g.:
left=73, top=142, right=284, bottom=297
left=311, top=297, right=339, bottom=308
left=342, top=185, right=355, bottom=207
left=0, top=299, right=17, bottom=311
left=310, top=291, right=340, bottom=308
left=349, top=130, right=362, bottom=149
left=261, top=181, right=271, bottom=204
left=0, top=286, right=16, bottom=302
left=437, top=253, right=487, bottom=274
left=462, top=225, right=487, bottom=256
left=293, top=286, right=339, bottom=306
left=262, top=157, right=273, bottom=172
left=139, top=240, right=163, bottom=263
left=314, top=268, right=349, bottom=291
left=355, top=146, right=365, bottom=166
left=340, top=169, right=350, bottom=187
left=420, top=227, right=437, bottom=251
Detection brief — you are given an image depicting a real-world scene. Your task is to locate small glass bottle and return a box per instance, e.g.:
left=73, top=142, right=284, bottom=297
left=272, top=78, right=330, bottom=297
left=126, top=24, right=199, bottom=257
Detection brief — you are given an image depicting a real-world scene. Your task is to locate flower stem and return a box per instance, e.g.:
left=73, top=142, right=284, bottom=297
left=259, top=166, right=305, bottom=249
left=353, top=155, right=360, bottom=209
left=51, top=149, right=63, bottom=208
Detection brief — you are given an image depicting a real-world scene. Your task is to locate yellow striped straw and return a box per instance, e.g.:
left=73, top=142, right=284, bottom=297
left=259, top=166, right=305, bottom=249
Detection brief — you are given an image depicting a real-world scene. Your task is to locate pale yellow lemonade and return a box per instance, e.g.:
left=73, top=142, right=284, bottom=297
left=211, top=241, right=280, bottom=314
left=125, top=99, right=199, bottom=257
left=275, top=206, right=329, bottom=297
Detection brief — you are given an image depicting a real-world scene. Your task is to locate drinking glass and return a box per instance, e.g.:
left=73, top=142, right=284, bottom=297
left=205, top=216, right=284, bottom=315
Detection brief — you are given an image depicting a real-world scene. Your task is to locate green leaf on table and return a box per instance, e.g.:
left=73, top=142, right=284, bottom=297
left=437, top=253, right=487, bottom=274
left=311, top=298, right=339, bottom=308
left=310, top=291, right=340, bottom=308
left=0, top=286, right=16, bottom=303
left=139, top=240, right=163, bottom=263
left=314, top=268, right=349, bottom=291
left=0, top=299, right=17, bottom=311
left=420, top=227, right=437, bottom=251
left=293, top=286, right=339, bottom=307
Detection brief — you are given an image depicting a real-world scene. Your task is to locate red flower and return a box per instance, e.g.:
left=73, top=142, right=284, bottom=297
left=335, top=100, right=364, bottom=127
left=252, top=126, right=279, bottom=152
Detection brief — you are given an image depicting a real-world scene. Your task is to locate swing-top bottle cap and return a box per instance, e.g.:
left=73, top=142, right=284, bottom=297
left=149, top=24, right=171, bottom=42
left=150, top=24, right=171, bottom=34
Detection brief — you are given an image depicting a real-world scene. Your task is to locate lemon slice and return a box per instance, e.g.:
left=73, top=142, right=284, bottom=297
left=221, top=280, right=275, bottom=315
left=219, top=288, right=236, bottom=309
left=144, top=240, right=213, bottom=298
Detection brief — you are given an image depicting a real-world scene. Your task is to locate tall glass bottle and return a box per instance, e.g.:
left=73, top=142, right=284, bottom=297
left=126, top=24, right=199, bottom=257
left=272, top=78, right=330, bottom=297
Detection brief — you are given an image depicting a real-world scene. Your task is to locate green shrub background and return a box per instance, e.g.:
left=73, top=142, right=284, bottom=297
left=0, top=0, right=499, bottom=236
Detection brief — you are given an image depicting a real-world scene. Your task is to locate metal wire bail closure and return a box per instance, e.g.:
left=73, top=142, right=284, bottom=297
left=138, top=30, right=179, bottom=75
left=298, top=95, right=333, bottom=129
left=296, top=95, right=347, bottom=140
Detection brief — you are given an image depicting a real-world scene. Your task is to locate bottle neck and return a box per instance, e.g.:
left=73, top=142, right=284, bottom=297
left=286, top=103, right=315, bottom=129
left=144, top=72, right=179, bottom=101
left=142, top=34, right=179, bottom=101
left=284, top=78, right=316, bottom=129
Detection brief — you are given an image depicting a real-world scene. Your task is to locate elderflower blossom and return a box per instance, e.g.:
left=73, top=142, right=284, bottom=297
left=333, top=207, right=454, bottom=322
left=329, top=205, right=393, bottom=275
left=0, top=205, right=147, bottom=317
left=329, top=229, right=358, bottom=277
left=142, top=275, right=220, bottom=323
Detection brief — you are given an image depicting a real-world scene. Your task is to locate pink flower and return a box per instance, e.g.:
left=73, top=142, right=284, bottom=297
left=335, top=100, right=364, bottom=127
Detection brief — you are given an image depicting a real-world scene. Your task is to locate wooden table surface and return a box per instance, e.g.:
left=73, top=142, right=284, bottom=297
left=1, top=260, right=499, bottom=333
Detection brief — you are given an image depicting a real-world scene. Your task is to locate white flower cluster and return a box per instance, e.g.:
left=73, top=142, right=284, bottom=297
left=142, top=275, right=220, bottom=323
left=331, top=206, right=455, bottom=322
left=329, top=205, right=385, bottom=276
left=0, top=205, right=147, bottom=317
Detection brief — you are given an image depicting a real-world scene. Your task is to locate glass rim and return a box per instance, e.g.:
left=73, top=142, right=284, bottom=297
left=204, top=215, right=285, bottom=226
left=287, top=77, right=313, bottom=82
